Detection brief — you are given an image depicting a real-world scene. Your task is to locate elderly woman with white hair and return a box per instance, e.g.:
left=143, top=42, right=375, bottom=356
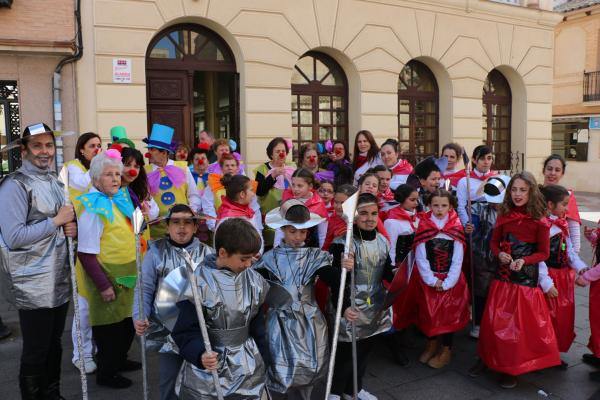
left=76, top=149, right=140, bottom=389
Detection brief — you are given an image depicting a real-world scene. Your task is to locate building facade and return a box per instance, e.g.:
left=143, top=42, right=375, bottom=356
left=0, top=0, right=78, bottom=174
left=554, top=0, right=600, bottom=192
left=75, top=0, right=559, bottom=175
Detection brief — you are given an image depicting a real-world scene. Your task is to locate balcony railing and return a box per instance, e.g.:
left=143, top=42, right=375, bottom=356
left=584, top=71, right=600, bottom=102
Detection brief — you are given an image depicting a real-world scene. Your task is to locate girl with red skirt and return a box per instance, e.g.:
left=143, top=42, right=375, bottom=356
left=477, top=172, right=560, bottom=388
left=412, top=189, right=469, bottom=369
left=539, top=185, right=588, bottom=367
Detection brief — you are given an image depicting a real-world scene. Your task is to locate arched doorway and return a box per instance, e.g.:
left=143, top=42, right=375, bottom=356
left=397, top=60, right=439, bottom=164
left=146, top=24, right=238, bottom=149
left=291, top=51, right=348, bottom=159
left=482, top=69, right=511, bottom=170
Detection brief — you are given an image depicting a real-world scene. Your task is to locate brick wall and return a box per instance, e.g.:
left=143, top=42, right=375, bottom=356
left=0, top=0, right=74, bottom=42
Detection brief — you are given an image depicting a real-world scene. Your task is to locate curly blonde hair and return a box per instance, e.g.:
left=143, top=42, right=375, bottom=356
left=499, top=171, right=546, bottom=220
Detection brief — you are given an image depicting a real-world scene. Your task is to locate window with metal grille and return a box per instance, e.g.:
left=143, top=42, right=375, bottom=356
left=397, top=60, right=439, bottom=165
left=291, top=52, right=348, bottom=161
left=482, top=69, right=512, bottom=170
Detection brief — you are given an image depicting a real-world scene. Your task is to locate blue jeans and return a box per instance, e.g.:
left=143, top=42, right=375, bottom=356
left=159, top=352, right=184, bottom=400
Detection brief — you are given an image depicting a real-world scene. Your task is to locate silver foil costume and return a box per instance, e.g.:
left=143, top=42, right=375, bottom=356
left=333, top=232, right=392, bottom=342
left=143, top=238, right=214, bottom=353
left=253, top=244, right=333, bottom=395
left=171, top=254, right=270, bottom=399
left=0, top=170, right=70, bottom=310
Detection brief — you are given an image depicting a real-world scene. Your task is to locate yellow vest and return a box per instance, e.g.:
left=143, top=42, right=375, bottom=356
left=145, top=161, right=189, bottom=239
left=79, top=201, right=138, bottom=326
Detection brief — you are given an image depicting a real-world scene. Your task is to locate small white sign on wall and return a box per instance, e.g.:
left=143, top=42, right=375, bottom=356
left=112, top=58, right=132, bottom=83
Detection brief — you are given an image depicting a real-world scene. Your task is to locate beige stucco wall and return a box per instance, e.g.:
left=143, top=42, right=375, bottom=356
left=77, top=0, right=560, bottom=175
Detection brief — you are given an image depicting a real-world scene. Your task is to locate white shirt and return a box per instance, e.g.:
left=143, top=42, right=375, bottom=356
left=149, top=159, right=202, bottom=212
left=76, top=187, right=104, bottom=255
left=67, top=162, right=91, bottom=193
left=415, top=214, right=464, bottom=290
left=384, top=210, right=417, bottom=264
left=456, top=170, right=489, bottom=225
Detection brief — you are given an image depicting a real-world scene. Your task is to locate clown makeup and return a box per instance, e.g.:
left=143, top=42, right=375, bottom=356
left=192, top=152, right=209, bottom=175
left=302, top=149, right=319, bottom=171
left=121, top=157, right=140, bottom=186
left=81, top=137, right=102, bottom=161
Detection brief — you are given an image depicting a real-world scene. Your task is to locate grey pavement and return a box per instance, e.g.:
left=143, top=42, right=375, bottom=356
left=1, top=193, right=600, bottom=400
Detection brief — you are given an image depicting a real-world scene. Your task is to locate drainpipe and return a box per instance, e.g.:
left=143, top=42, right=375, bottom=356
left=53, top=0, right=82, bottom=168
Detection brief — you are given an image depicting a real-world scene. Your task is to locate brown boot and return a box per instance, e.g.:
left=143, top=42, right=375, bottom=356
left=419, top=339, right=440, bottom=364
left=428, top=346, right=451, bottom=369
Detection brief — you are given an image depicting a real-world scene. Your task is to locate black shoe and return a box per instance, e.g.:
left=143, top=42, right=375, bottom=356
left=590, top=371, right=600, bottom=382
left=119, top=359, right=142, bottom=372
left=96, top=373, right=132, bottom=389
left=468, top=359, right=487, bottom=378
left=556, top=359, right=569, bottom=370
left=384, top=334, right=410, bottom=366
left=0, top=324, right=11, bottom=340
left=19, top=374, right=47, bottom=400
left=499, top=373, right=517, bottom=389
left=583, top=353, right=600, bottom=367
left=44, top=380, right=66, bottom=400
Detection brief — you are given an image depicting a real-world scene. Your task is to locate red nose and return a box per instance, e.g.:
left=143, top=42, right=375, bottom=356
left=128, top=169, right=138, bottom=177
left=335, top=150, right=342, bottom=155
left=93, top=149, right=100, bottom=155
left=144, top=152, right=150, bottom=158
left=279, top=153, right=285, bottom=159
left=197, top=159, right=205, bottom=165
left=309, top=156, right=316, bottom=162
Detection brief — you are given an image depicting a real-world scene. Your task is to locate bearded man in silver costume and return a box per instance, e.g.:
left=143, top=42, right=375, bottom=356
left=328, top=193, right=393, bottom=400
left=133, top=203, right=214, bottom=400
left=254, top=200, right=353, bottom=400
left=171, top=218, right=269, bottom=399
left=0, top=123, right=77, bottom=400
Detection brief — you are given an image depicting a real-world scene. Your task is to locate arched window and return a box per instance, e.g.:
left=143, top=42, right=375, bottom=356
left=146, top=24, right=238, bottom=148
left=398, top=60, right=439, bottom=164
left=291, top=52, right=348, bottom=159
left=482, top=69, right=511, bottom=170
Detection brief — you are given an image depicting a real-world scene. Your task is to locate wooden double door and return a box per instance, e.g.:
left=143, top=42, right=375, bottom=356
left=146, top=69, right=239, bottom=149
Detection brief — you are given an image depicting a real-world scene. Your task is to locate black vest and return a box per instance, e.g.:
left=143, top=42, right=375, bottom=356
left=425, top=238, right=454, bottom=274
left=395, top=233, right=415, bottom=264
left=496, top=233, right=539, bottom=288
left=547, top=233, right=567, bottom=269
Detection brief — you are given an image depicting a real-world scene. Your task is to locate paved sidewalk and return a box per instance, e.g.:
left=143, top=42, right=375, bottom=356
left=1, top=193, right=599, bottom=399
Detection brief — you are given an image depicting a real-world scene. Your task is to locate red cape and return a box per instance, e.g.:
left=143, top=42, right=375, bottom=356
left=282, top=189, right=328, bottom=218
left=442, top=169, right=466, bottom=187
left=566, top=191, right=581, bottom=224
left=413, top=210, right=465, bottom=249
left=469, top=169, right=498, bottom=181
left=495, top=208, right=550, bottom=230
left=386, top=206, right=418, bottom=231
left=217, top=196, right=255, bottom=221
left=392, top=159, right=413, bottom=175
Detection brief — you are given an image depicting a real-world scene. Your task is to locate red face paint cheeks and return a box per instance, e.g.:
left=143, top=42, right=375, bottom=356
left=128, top=169, right=138, bottom=177
left=144, top=152, right=150, bottom=158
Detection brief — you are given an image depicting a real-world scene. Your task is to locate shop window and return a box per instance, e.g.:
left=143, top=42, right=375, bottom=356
left=291, top=52, right=348, bottom=160
left=397, top=60, right=439, bottom=164
left=552, top=121, right=589, bottom=162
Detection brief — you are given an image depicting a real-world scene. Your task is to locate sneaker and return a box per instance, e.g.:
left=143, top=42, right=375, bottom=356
left=72, top=358, right=97, bottom=374
left=357, top=389, right=378, bottom=400
left=469, top=325, right=480, bottom=339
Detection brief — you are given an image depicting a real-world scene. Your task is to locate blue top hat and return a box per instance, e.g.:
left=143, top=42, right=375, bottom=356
left=143, top=123, right=176, bottom=153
